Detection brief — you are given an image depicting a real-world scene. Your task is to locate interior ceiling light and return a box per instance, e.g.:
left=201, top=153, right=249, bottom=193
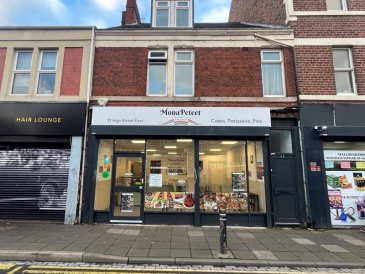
left=210, top=149, right=222, bottom=151
left=153, top=154, right=161, bottom=156
left=131, top=140, right=145, bottom=144
left=168, top=152, right=177, bottom=154
left=177, top=139, right=192, bottom=142
left=221, top=141, right=237, bottom=145
left=165, top=146, right=177, bottom=149
left=199, top=152, right=205, bottom=155
left=146, top=149, right=156, bottom=152
left=334, top=141, right=346, bottom=144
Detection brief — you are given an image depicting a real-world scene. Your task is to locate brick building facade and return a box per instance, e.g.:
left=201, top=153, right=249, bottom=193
left=230, top=0, right=365, bottom=229
left=83, top=0, right=306, bottom=228
left=0, top=27, right=94, bottom=224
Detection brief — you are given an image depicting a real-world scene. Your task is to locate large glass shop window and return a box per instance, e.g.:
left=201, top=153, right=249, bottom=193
left=94, top=140, right=114, bottom=211
left=323, top=142, right=365, bottom=226
left=199, top=140, right=266, bottom=213
left=145, top=139, right=195, bottom=212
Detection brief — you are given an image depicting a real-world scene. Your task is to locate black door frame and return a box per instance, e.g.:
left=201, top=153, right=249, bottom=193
left=109, top=152, right=146, bottom=223
left=269, top=127, right=306, bottom=227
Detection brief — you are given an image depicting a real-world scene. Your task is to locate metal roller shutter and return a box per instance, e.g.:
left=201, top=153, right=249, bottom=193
left=0, top=148, right=70, bottom=221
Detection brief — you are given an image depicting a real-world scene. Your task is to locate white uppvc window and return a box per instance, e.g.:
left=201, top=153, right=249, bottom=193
left=261, top=50, right=285, bottom=96
left=333, top=48, right=356, bottom=94
left=326, top=0, right=347, bottom=11
left=11, top=51, right=33, bottom=95
left=36, top=50, right=58, bottom=95
left=174, top=50, right=194, bottom=96
left=153, top=0, right=192, bottom=28
left=147, top=50, right=168, bottom=96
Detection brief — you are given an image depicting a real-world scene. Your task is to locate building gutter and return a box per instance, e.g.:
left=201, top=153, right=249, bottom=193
left=253, top=33, right=312, bottom=228
left=78, top=26, right=95, bottom=224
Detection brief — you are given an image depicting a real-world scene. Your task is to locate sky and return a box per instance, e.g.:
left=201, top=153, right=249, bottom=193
left=0, top=0, right=231, bottom=29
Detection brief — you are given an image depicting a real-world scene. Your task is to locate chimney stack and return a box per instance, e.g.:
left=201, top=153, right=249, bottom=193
left=122, top=0, right=141, bottom=25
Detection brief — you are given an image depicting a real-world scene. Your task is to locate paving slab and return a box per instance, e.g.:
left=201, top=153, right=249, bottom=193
left=191, top=249, right=213, bottom=258
left=148, top=249, right=170, bottom=257
left=252, top=251, right=279, bottom=260
left=188, top=231, right=204, bottom=237
left=291, top=238, right=316, bottom=245
left=321, top=244, right=349, bottom=252
left=122, top=229, right=140, bottom=236
left=171, top=241, right=189, bottom=249
left=230, top=250, right=256, bottom=260
left=127, top=248, right=149, bottom=257
left=170, top=249, right=191, bottom=258
left=272, top=251, right=300, bottom=261
left=104, top=246, right=129, bottom=257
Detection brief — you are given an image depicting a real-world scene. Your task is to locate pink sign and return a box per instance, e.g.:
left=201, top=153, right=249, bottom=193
left=340, top=162, right=350, bottom=169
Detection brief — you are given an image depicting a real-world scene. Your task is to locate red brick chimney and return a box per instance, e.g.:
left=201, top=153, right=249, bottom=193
left=122, top=0, right=141, bottom=25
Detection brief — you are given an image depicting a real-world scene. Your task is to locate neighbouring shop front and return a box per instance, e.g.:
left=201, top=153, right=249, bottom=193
left=0, top=102, right=86, bottom=223
left=83, top=106, right=305, bottom=227
left=302, top=103, right=365, bottom=229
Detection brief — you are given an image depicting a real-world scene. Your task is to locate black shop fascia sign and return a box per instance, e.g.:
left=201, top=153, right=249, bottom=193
left=0, top=102, right=86, bottom=136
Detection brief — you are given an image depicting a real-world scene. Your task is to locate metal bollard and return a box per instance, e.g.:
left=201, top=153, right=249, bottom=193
left=219, top=208, right=227, bottom=255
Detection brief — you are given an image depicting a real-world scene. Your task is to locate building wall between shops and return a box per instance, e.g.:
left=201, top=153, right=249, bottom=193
left=293, top=0, right=365, bottom=11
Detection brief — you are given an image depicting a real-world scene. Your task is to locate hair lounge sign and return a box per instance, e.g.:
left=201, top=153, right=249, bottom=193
left=92, top=107, right=271, bottom=127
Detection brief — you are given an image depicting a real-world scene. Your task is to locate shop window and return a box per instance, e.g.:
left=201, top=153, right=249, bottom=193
left=115, top=139, right=145, bottom=152
left=174, top=50, right=194, bottom=96
left=326, top=0, right=347, bottom=10
left=199, top=140, right=266, bottom=213
left=333, top=48, right=356, bottom=94
left=37, top=50, right=57, bottom=95
left=145, top=139, right=195, bottom=212
left=94, top=140, right=114, bottom=211
left=147, top=50, right=167, bottom=96
left=11, top=51, right=33, bottom=95
left=270, top=130, right=293, bottom=154
left=261, top=50, right=285, bottom=96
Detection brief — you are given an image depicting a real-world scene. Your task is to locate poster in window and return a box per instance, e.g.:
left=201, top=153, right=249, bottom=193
left=121, top=193, right=134, bottom=212
left=232, top=172, right=245, bottom=192
left=149, top=174, right=162, bottom=187
left=256, top=162, right=263, bottom=180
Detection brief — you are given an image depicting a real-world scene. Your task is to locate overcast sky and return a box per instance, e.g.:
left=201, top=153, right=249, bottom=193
left=0, top=0, right=231, bottom=28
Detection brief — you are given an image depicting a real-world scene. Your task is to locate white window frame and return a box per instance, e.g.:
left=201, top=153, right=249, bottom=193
left=174, top=50, right=194, bottom=97
left=147, top=50, right=168, bottom=96
left=35, top=50, right=58, bottom=96
left=175, top=1, right=191, bottom=28
left=10, top=50, right=33, bottom=95
left=154, top=1, right=170, bottom=27
left=333, top=48, right=357, bottom=94
left=261, top=49, right=286, bottom=97
left=326, top=0, right=347, bottom=11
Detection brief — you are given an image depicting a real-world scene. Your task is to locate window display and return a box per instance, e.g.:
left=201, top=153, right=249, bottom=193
left=324, top=142, right=365, bottom=226
left=145, top=139, right=195, bottom=212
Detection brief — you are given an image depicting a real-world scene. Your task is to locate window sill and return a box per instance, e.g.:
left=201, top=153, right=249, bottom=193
left=299, top=94, right=365, bottom=101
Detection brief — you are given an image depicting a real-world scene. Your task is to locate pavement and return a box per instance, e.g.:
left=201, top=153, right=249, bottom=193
left=1, top=221, right=365, bottom=270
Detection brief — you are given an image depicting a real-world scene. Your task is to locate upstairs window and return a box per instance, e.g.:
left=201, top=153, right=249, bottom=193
left=333, top=48, right=356, bottom=94
left=153, top=0, right=192, bottom=28
left=261, top=50, right=285, bottom=97
left=147, top=50, right=168, bottom=96
left=326, top=0, right=347, bottom=11
left=174, top=50, right=194, bottom=96
left=37, top=50, right=58, bottom=95
left=11, top=51, right=33, bottom=94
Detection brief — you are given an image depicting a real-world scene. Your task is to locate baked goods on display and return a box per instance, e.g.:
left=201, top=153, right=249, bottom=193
left=200, top=192, right=248, bottom=212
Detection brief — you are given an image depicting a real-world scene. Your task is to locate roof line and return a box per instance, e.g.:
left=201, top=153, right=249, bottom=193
left=240, top=21, right=289, bottom=29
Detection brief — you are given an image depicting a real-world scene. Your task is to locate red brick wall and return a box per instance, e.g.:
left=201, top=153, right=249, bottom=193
left=347, top=0, right=365, bottom=11
left=291, top=17, right=365, bottom=38
left=293, top=0, right=326, bottom=11
left=353, top=46, right=365, bottom=95
left=195, top=47, right=296, bottom=97
left=92, top=47, right=148, bottom=96
left=0, top=48, right=6, bottom=92
left=294, top=0, right=365, bottom=11
left=229, top=0, right=286, bottom=25
left=92, top=47, right=296, bottom=99
left=60, top=47, right=83, bottom=96
left=295, top=46, right=336, bottom=95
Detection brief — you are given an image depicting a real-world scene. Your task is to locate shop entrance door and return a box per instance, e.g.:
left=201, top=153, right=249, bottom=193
left=110, top=153, right=145, bottom=223
left=271, top=155, right=300, bottom=225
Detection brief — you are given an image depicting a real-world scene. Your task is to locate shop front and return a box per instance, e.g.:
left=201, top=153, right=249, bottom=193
left=302, top=103, right=365, bottom=228
left=0, top=102, right=86, bottom=223
left=84, top=106, right=276, bottom=227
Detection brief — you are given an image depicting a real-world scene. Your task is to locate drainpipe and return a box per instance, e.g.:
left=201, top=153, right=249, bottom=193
left=78, top=26, right=95, bottom=224
left=253, top=33, right=312, bottom=227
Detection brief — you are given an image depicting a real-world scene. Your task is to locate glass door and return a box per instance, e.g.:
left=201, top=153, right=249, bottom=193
left=110, top=153, right=145, bottom=223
